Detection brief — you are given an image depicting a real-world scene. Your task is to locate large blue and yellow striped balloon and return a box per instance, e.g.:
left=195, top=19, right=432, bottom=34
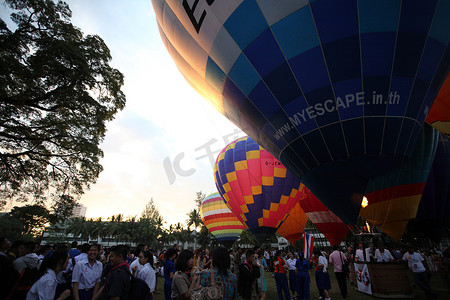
left=152, top=0, right=450, bottom=224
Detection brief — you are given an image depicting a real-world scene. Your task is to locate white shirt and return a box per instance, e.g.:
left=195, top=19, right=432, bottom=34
left=72, top=259, right=102, bottom=289
left=57, top=252, right=88, bottom=284
left=365, top=248, right=375, bottom=261
left=375, top=249, right=394, bottom=262
left=136, top=263, right=156, bottom=292
left=26, top=269, right=57, bottom=300
left=355, top=249, right=365, bottom=262
left=66, top=253, right=88, bottom=272
left=129, top=257, right=143, bottom=274
left=403, top=252, right=426, bottom=273
left=286, top=258, right=297, bottom=270
left=318, top=256, right=328, bottom=269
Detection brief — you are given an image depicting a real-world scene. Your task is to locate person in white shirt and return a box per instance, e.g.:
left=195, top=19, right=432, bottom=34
left=129, top=253, right=143, bottom=274
left=134, top=250, right=156, bottom=299
left=26, top=249, right=71, bottom=300
left=13, top=241, right=41, bottom=273
left=374, top=245, right=394, bottom=262
left=355, top=243, right=365, bottom=262
left=316, top=250, right=331, bottom=300
left=72, top=244, right=103, bottom=300
left=285, top=252, right=297, bottom=299
left=402, top=247, right=436, bottom=298
left=365, top=244, right=376, bottom=262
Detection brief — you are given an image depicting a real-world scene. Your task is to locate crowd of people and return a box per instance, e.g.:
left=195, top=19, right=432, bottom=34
left=1, top=236, right=449, bottom=300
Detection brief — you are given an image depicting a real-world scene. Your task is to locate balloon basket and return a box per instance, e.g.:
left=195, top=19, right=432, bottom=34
left=350, top=262, right=414, bottom=298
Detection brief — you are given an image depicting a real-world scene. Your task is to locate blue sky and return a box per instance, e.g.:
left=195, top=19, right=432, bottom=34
left=1, top=0, right=242, bottom=226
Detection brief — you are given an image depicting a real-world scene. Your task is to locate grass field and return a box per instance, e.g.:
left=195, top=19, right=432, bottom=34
left=154, top=268, right=449, bottom=299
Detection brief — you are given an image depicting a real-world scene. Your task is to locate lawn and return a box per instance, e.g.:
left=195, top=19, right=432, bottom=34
left=154, top=268, right=449, bottom=299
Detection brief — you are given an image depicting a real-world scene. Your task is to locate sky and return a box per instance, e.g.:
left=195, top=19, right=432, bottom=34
left=1, top=0, right=242, bottom=226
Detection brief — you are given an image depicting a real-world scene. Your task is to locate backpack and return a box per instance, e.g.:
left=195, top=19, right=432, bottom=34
left=9, top=266, right=39, bottom=300
left=123, top=268, right=150, bottom=300
left=129, top=276, right=150, bottom=299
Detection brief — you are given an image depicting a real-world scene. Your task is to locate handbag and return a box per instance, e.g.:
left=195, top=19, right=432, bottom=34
left=190, top=269, right=223, bottom=300
left=340, top=252, right=349, bottom=273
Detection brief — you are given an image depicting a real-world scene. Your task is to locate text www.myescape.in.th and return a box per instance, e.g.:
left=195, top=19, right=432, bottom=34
left=273, top=91, right=401, bottom=140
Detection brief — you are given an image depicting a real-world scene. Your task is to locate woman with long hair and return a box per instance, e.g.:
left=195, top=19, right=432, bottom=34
left=273, top=250, right=291, bottom=300
left=199, top=247, right=238, bottom=300
left=72, top=244, right=102, bottom=300
left=171, top=249, right=199, bottom=299
left=26, top=249, right=71, bottom=300
left=134, top=250, right=156, bottom=300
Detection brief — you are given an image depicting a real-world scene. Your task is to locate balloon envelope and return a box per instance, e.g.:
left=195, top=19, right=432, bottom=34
left=298, top=184, right=349, bottom=246
left=152, top=0, right=450, bottom=225
left=214, top=136, right=302, bottom=243
left=409, top=133, right=450, bottom=242
left=276, top=201, right=308, bottom=247
left=200, top=192, right=245, bottom=247
left=360, top=124, right=439, bottom=240
left=426, top=73, right=450, bottom=137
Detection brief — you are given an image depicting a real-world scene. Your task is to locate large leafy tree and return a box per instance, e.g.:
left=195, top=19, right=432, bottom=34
left=9, top=204, right=53, bottom=236
left=0, top=0, right=126, bottom=209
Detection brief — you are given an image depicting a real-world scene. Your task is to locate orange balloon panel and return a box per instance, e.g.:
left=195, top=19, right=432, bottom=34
left=277, top=201, right=308, bottom=246
left=426, top=73, right=450, bottom=136
left=298, top=184, right=349, bottom=246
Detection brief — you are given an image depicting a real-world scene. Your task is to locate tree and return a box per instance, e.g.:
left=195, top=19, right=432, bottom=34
left=186, top=208, right=202, bottom=231
left=141, top=198, right=164, bottom=222
left=238, top=229, right=258, bottom=246
left=0, top=0, right=126, bottom=209
left=196, top=225, right=212, bottom=249
left=9, top=204, right=52, bottom=236
left=0, top=214, right=24, bottom=240
left=194, top=191, right=206, bottom=209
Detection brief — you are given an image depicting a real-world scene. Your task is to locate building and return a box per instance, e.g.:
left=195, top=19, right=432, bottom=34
left=71, top=204, right=87, bottom=218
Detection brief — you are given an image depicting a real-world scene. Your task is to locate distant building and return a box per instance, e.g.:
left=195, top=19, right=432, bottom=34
left=71, top=204, right=87, bottom=218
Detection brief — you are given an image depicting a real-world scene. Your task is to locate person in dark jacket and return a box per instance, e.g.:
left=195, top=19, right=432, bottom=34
left=238, top=249, right=260, bottom=300
left=97, top=245, right=131, bottom=300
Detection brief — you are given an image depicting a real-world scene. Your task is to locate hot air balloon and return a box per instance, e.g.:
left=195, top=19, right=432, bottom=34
left=199, top=192, right=245, bottom=248
left=214, top=136, right=302, bottom=243
left=426, top=74, right=450, bottom=137
left=298, top=184, right=350, bottom=246
left=360, top=124, right=439, bottom=240
left=152, top=0, right=450, bottom=225
left=276, top=202, right=308, bottom=247
left=406, top=132, right=450, bottom=242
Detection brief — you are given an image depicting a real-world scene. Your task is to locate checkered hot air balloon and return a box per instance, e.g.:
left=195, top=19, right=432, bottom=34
left=152, top=0, right=450, bottom=226
left=199, top=192, right=245, bottom=248
left=214, top=136, right=302, bottom=243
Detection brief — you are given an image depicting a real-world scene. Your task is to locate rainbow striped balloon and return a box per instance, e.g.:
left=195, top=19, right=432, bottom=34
left=200, top=192, right=245, bottom=247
